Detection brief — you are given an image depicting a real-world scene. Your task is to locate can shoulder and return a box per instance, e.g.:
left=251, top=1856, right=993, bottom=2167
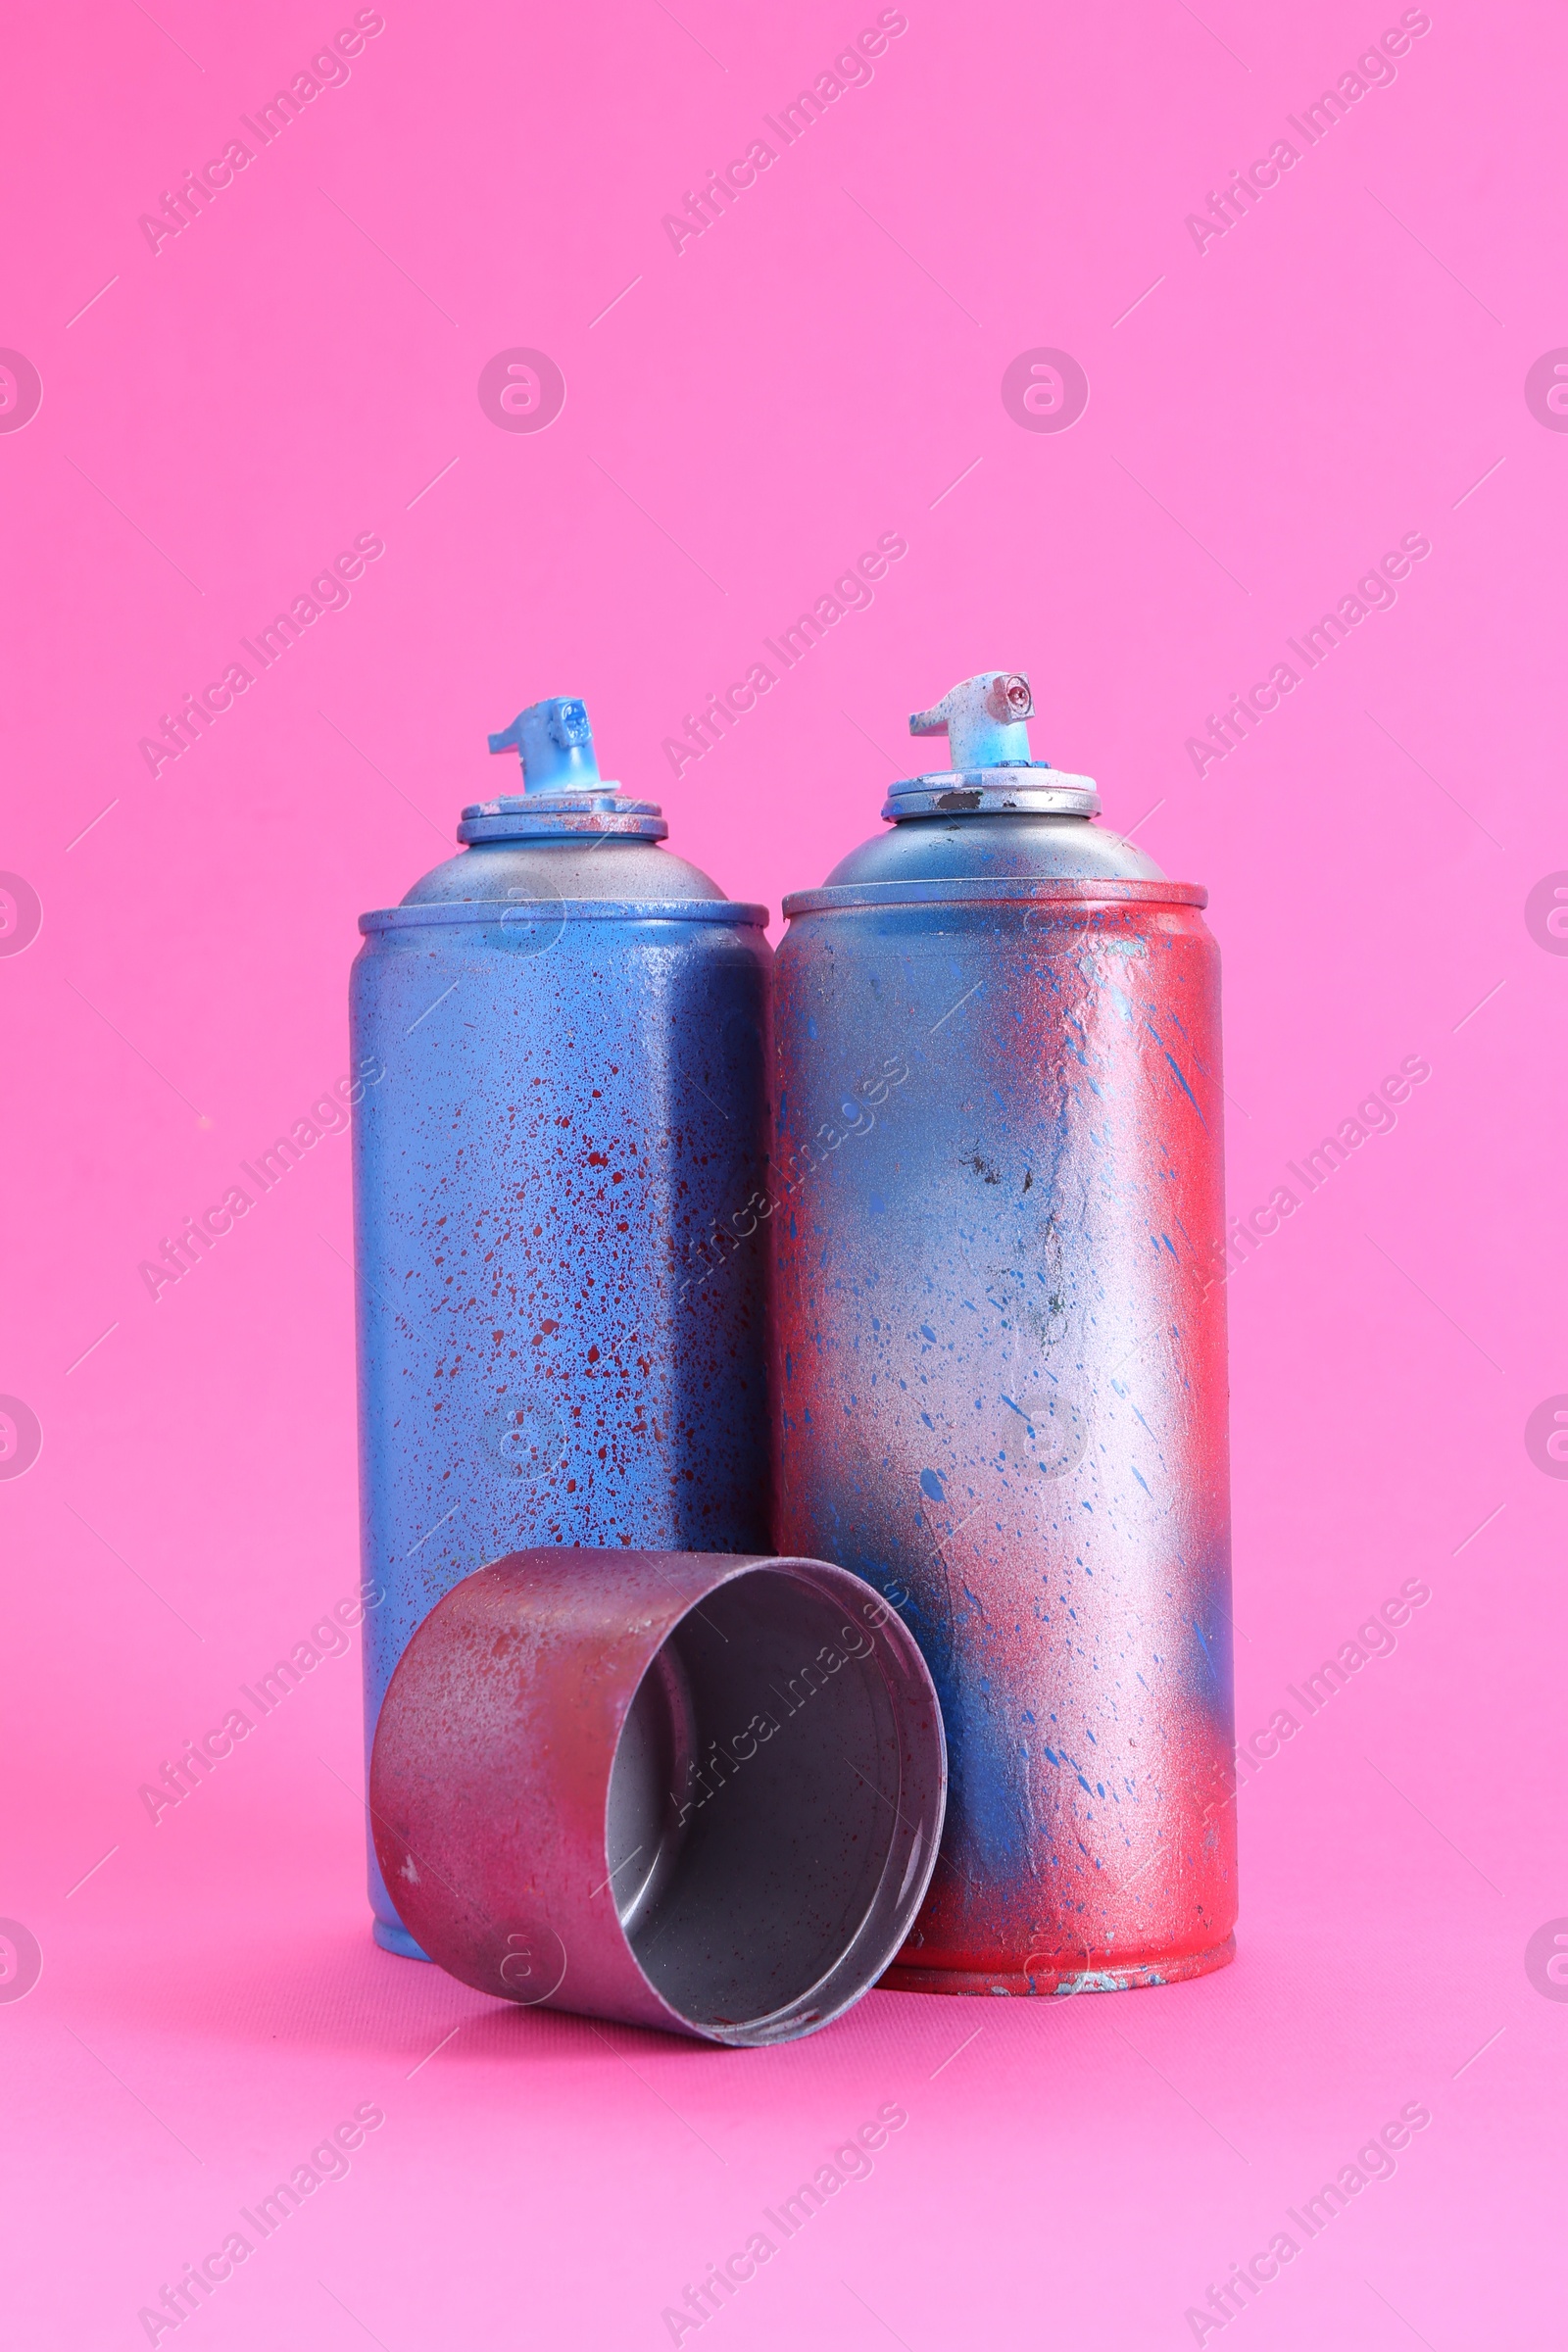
left=820, top=813, right=1167, bottom=891
left=397, top=839, right=730, bottom=906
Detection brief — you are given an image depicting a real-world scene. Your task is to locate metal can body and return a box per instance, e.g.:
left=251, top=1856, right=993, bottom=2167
left=352, top=715, right=773, bottom=1954
left=370, top=1547, right=947, bottom=2045
left=353, top=902, right=771, bottom=1947
left=773, top=873, right=1235, bottom=1993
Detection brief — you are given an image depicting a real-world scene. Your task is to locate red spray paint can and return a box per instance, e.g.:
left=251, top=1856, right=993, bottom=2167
left=772, top=673, right=1237, bottom=1995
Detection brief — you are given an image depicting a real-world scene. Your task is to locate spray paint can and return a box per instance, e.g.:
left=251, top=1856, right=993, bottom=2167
left=772, top=672, right=1236, bottom=1995
left=351, top=697, right=772, bottom=1955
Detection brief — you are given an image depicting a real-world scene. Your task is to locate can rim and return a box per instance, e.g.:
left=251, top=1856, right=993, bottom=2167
left=360, top=899, right=769, bottom=935
left=780, top=876, right=1207, bottom=917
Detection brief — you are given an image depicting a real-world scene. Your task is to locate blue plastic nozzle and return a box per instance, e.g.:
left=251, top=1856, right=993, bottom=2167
left=487, top=697, right=602, bottom=792
left=908, top=672, right=1038, bottom=770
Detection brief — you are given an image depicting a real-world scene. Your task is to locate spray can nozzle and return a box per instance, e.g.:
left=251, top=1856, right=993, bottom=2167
left=908, top=672, right=1038, bottom=770
left=487, top=697, right=603, bottom=793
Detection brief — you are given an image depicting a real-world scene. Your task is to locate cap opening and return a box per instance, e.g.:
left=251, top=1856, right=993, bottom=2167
left=606, top=1565, right=941, bottom=2044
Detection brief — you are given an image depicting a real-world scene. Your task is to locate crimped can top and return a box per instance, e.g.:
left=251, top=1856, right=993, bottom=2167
left=360, top=897, right=769, bottom=935
left=782, top=876, right=1208, bottom=918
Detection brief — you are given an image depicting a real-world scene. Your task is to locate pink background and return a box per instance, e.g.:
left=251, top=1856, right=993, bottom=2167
left=3, top=0, right=1563, bottom=2342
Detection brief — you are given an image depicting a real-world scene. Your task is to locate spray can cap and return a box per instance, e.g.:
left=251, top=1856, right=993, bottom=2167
left=908, top=672, right=1038, bottom=769
left=487, top=697, right=603, bottom=792
left=887, top=670, right=1100, bottom=820
left=465, top=697, right=666, bottom=843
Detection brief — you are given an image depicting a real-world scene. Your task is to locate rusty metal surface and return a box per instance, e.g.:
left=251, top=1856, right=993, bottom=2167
left=369, top=1548, right=947, bottom=2044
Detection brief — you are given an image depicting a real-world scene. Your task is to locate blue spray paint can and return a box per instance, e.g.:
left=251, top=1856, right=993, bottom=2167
left=351, top=698, right=772, bottom=1954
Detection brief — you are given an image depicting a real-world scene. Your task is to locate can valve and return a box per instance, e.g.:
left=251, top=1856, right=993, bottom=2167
left=487, top=696, right=603, bottom=792
left=908, top=672, right=1039, bottom=771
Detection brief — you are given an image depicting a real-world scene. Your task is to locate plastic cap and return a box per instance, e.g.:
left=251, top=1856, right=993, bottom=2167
left=487, top=697, right=602, bottom=792
left=908, top=672, right=1038, bottom=770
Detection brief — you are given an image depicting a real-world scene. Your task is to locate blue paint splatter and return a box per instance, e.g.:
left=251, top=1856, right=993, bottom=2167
left=1162, top=1050, right=1204, bottom=1125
